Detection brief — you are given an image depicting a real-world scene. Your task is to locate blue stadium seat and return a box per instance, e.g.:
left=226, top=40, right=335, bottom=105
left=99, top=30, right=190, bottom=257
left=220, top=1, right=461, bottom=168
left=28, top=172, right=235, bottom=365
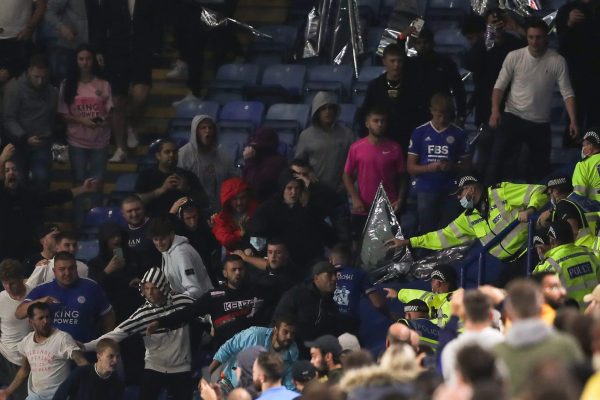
left=108, top=173, right=139, bottom=205
left=352, top=66, right=385, bottom=105
left=366, top=27, right=385, bottom=54
left=264, top=103, right=311, bottom=134
left=212, top=63, right=260, bottom=90
left=305, top=65, right=354, bottom=100
left=169, top=101, right=220, bottom=137
left=250, top=25, right=298, bottom=54
left=260, top=64, right=307, bottom=97
left=77, top=239, right=99, bottom=263
left=82, top=207, right=126, bottom=229
left=218, top=101, right=265, bottom=132
left=245, top=64, right=307, bottom=105
left=338, top=103, right=358, bottom=128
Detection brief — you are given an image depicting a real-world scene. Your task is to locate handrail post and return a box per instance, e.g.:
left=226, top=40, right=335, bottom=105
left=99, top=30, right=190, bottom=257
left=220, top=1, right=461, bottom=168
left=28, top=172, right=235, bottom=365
left=526, top=217, right=535, bottom=276
left=477, top=252, right=486, bottom=286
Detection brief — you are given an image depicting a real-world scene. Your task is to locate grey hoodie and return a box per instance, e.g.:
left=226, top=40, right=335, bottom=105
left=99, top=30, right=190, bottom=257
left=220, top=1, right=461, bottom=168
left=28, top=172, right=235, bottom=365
left=3, top=74, right=58, bottom=141
left=295, top=91, right=355, bottom=191
left=160, top=234, right=213, bottom=299
left=178, top=115, right=237, bottom=212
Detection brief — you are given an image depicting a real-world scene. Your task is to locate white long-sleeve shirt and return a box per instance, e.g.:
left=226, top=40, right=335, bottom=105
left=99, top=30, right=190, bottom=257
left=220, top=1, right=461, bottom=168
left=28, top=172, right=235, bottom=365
left=85, top=294, right=194, bottom=374
left=494, top=47, right=574, bottom=123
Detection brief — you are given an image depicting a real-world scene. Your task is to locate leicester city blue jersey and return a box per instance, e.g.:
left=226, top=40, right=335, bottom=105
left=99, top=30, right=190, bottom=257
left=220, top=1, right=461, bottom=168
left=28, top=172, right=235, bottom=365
left=407, top=122, right=470, bottom=192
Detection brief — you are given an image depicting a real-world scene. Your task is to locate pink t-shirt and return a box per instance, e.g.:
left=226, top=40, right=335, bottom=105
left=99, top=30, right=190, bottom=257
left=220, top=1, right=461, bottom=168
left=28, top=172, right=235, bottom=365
left=344, top=137, right=405, bottom=215
left=58, top=78, right=113, bottom=149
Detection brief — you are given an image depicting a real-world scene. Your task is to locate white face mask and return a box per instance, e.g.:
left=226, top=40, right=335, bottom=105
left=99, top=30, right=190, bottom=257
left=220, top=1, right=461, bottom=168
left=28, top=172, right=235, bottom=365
left=582, top=149, right=588, bottom=159
left=460, top=195, right=474, bottom=209
left=550, top=197, right=556, bottom=207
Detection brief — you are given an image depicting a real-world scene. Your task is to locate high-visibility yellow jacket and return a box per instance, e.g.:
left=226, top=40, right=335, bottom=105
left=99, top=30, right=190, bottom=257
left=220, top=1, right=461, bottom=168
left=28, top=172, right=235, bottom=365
left=398, top=318, right=439, bottom=348
left=533, top=243, right=600, bottom=308
left=409, top=182, right=548, bottom=260
left=551, top=198, right=597, bottom=249
left=573, top=153, right=600, bottom=203
left=398, top=288, right=453, bottom=327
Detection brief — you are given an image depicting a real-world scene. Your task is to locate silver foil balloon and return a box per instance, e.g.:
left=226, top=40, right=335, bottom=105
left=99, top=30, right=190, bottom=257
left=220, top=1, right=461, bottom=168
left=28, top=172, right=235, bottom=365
left=199, top=7, right=272, bottom=38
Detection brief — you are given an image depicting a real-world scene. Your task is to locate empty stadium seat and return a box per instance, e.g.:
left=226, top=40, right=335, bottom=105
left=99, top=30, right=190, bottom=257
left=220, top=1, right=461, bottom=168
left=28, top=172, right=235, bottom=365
left=212, top=63, right=260, bottom=90
left=245, top=64, right=307, bottom=105
left=305, top=65, right=354, bottom=100
left=218, top=101, right=265, bottom=132
left=358, top=0, right=382, bottom=23
left=108, top=172, right=139, bottom=205
left=264, top=103, right=311, bottom=133
left=82, top=207, right=126, bottom=231
left=338, top=103, right=358, bottom=128
left=77, top=239, right=100, bottom=262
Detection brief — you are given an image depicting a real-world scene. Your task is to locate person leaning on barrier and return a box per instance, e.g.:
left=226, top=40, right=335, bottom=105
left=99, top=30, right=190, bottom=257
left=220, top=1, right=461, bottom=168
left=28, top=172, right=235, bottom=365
left=386, top=175, right=548, bottom=284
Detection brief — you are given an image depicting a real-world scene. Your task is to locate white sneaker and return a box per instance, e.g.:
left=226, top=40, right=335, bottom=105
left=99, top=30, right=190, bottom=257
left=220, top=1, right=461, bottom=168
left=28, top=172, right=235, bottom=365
left=127, top=127, right=139, bottom=148
left=165, top=61, right=189, bottom=80
left=108, top=148, right=127, bottom=163
left=172, top=92, right=200, bottom=107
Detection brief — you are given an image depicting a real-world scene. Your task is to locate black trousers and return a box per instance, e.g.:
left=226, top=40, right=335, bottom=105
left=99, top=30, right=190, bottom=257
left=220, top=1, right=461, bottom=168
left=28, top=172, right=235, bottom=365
left=484, top=112, right=551, bottom=185
left=139, top=369, right=193, bottom=400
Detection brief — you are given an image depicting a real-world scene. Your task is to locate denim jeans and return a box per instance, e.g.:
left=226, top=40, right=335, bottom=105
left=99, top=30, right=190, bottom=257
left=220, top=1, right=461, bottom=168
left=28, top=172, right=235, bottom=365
left=14, top=143, right=52, bottom=193
left=416, top=191, right=462, bottom=235
left=68, top=145, right=107, bottom=227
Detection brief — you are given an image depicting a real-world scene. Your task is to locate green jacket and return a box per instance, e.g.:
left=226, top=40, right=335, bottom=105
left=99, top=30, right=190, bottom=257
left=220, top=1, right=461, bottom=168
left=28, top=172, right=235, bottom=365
left=533, top=243, right=600, bottom=308
left=410, top=182, right=548, bottom=260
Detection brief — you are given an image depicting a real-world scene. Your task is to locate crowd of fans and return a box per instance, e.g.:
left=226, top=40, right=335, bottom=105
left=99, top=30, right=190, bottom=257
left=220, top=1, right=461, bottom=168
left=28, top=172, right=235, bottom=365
left=1, top=0, right=600, bottom=399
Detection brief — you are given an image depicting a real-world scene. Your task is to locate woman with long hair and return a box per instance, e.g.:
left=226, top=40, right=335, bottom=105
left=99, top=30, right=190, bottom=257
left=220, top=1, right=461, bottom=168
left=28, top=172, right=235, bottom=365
left=58, top=44, right=113, bottom=226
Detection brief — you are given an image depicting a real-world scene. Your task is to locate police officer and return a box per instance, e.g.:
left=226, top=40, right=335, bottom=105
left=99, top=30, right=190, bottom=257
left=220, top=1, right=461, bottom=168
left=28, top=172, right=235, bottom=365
left=537, top=176, right=596, bottom=248
left=399, top=299, right=440, bottom=349
left=387, top=175, right=548, bottom=283
left=533, top=220, right=600, bottom=308
left=572, top=129, right=600, bottom=205
left=384, top=265, right=457, bottom=327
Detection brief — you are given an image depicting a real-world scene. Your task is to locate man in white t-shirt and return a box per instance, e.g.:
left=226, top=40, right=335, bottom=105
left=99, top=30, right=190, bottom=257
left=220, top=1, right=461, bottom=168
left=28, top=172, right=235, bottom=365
left=0, top=302, right=88, bottom=400
left=486, top=18, right=578, bottom=185
left=441, top=289, right=504, bottom=385
left=0, top=0, right=46, bottom=76
left=0, top=259, right=32, bottom=400
left=27, top=231, right=89, bottom=288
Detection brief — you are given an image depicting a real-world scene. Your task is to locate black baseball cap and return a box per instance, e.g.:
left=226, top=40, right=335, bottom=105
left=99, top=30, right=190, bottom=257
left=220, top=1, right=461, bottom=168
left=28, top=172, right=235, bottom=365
left=427, top=264, right=457, bottom=285
left=311, top=261, right=336, bottom=277
left=404, top=299, right=429, bottom=314
left=533, top=230, right=549, bottom=246
left=451, top=175, right=479, bottom=195
left=291, top=360, right=317, bottom=382
left=304, top=335, right=343, bottom=359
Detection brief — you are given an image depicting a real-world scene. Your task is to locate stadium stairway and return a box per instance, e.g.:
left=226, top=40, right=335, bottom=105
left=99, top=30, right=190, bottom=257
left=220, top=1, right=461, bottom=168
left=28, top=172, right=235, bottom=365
left=45, top=0, right=289, bottom=230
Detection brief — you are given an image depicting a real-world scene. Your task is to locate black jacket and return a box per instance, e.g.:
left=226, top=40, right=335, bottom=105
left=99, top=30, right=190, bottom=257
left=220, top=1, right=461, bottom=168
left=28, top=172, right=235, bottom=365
left=271, top=281, right=341, bottom=348
left=157, top=283, right=267, bottom=349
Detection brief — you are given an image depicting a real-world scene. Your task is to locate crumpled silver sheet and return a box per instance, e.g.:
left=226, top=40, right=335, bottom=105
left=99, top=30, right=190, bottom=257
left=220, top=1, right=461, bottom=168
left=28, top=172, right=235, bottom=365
left=303, top=7, right=321, bottom=58
left=51, top=143, right=69, bottom=163
left=373, top=245, right=472, bottom=284
left=471, top=0, right=489, bottom=15
left=377, top=0, right=422, bottom=57
left=358, top=183, right=413, bottom=274
left=299, top=0, right=364, bottom=77
left=543, top=10, right=558, bottom=32
left=405, top=17, right=424, bottom=57
left=200, top=7, right=272, bottom=38
left=502, top=0, right=541, bottom=17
